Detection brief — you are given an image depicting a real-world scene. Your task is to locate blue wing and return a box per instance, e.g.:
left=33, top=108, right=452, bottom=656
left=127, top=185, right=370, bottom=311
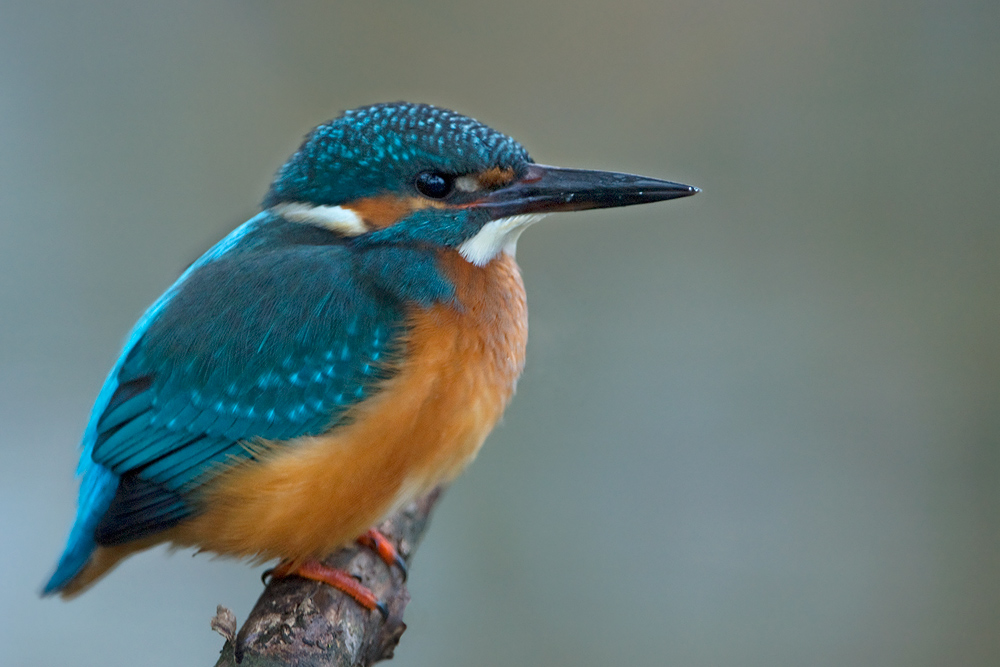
left=43, top=215, right=410, bottom=593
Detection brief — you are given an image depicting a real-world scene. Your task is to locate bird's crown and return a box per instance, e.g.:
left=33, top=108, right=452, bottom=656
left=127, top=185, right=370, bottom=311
left=264, top=102, right=531, bottom=208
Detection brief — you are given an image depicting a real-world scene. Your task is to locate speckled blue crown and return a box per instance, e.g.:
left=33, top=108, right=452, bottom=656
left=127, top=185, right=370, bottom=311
left=264, top=102, right=532, bottom=207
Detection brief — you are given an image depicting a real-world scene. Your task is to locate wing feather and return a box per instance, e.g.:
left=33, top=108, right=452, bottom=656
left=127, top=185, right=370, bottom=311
left=89, top=243, right=406, bottom=544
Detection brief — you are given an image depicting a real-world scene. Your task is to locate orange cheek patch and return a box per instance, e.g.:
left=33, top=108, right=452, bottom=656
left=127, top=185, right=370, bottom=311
left=477, top=166, right=516, bottom=189
left=349, top=195, right=448, bottom=229
left=348, top=195, right=413, bottom=229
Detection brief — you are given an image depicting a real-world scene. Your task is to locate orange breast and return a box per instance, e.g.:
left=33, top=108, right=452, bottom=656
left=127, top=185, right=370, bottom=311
left=172, top=250, right=528, bottom=564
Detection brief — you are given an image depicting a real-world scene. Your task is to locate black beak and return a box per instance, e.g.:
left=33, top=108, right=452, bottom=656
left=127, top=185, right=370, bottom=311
left=472, top=163, right=699, bottom=219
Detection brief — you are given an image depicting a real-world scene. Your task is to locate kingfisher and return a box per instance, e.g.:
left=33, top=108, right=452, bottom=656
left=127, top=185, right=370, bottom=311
left=43, top=102, right=697, bottom=613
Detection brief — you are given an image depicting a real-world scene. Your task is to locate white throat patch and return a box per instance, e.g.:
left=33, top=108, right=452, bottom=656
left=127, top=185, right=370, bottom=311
left=457, top=214, right=548, bottom=266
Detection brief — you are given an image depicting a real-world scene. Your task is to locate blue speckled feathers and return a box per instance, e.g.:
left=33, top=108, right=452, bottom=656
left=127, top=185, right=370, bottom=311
left=264, top=102, right=531, bottom=207
left=92, top=230, right=407, bottom=540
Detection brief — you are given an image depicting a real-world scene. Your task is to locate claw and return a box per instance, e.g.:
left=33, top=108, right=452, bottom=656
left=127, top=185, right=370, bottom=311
left=392, top=553, right=409, bottom=582
left=358, top=529, right=407, bottom=581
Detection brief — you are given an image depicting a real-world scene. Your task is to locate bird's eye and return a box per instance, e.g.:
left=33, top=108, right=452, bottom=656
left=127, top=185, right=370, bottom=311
left=414, top=171, right=454, bottom=199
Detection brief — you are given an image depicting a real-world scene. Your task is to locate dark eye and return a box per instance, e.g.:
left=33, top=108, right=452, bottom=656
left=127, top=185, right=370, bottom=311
left=415, top=171, right=454, bottom=199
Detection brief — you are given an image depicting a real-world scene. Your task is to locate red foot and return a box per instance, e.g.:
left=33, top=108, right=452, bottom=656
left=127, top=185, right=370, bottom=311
left=268, top=560, right=387, bottom=618
left=357, top=529, right=408, bottom=581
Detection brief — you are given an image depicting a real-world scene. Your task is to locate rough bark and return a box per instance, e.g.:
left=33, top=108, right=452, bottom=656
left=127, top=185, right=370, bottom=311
left=211, top=488, right=443, bottom=667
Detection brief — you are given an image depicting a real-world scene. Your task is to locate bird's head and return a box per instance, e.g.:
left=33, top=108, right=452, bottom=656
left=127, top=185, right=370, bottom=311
left=263, top=102, right=697, bottom=266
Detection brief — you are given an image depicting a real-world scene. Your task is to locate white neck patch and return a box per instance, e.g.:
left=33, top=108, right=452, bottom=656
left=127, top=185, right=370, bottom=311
left=271, top=202, right=368, bottom=236
left=458, top=214, right=548, bottom=266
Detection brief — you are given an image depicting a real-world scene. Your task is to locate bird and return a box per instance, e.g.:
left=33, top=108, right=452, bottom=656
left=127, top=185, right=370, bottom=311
left=42, top=102, right=698, bottom=612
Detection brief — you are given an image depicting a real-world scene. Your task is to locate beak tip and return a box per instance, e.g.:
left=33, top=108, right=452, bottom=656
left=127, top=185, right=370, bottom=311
left=658, top=182, right=700, bottom=202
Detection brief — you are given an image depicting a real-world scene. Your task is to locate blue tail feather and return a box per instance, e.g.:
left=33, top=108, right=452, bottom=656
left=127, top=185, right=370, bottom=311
left=42, top=459, right=119, bottom=595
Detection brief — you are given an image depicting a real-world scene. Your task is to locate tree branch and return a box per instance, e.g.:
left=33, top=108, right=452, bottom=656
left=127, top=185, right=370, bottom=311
left=211, top=488, right=444, bottom=667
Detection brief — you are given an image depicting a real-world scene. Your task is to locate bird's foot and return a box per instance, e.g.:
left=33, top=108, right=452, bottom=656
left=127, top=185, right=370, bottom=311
left=263, top=560, right=388, bottom=619
left=357, top=528, right=408, bottom=581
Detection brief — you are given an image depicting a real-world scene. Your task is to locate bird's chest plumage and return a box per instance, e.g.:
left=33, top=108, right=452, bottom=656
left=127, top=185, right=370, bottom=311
left=397, top=250, right=529, bottom=481
left=179, top=251, right=527, bottom=562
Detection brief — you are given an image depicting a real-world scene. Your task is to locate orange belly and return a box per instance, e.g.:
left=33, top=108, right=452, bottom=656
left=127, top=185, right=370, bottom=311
left=171, top=250, right=528, bottom=563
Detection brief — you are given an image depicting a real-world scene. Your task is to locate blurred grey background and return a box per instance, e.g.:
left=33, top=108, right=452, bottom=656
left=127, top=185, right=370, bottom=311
left=1, top=1, right=997, bottom=665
